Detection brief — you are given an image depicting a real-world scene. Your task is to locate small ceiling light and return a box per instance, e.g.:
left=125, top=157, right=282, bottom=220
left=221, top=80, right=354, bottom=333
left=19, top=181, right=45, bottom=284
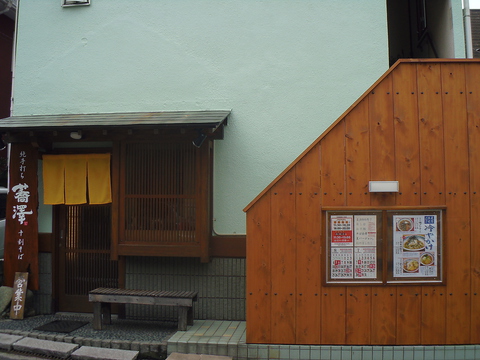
left=62, top=0, right=90, bottom=7
left=369, top=181, right=399, bottom=193
left=70, top=131, right=82, bottom=140
left=192, top=130, right=207, bottom=148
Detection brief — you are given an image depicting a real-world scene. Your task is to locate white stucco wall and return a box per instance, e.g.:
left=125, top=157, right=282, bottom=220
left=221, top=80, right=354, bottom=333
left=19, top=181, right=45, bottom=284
left=11, top=1, right=461, bottom=234
left=452, top=0, right=467, bottom=57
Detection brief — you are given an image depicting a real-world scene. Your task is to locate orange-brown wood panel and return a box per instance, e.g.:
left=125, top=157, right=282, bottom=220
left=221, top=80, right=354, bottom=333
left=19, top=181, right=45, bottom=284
left=320, top=290, right=346, bottom=344
left=246, top=194, right=272, bottom=343
left=393, top=63, right=421, bottom=204
left=392, top=63, right=422, bottom=345
left=417, top=63, right=446, bottom=206
left=420, top=288, right=446, bottom=345
left=346, top=287, right=371, bottom=344
left=345, top=98, right=370, bottom=206
left=321, top=120, right=346, bottom=206
left=270, top=171, right=296, bottom=343
left=245, top=60, right=480, bottom=347
left=417, top=62, right=447, bottom=345
left=396, top=288, right=422, bottom=345
left=466, top=62, right=480, bottom=343
left=320, top=120, right=347, bottom=344
left=368, top=73, right=397, bottom=344
left=368, top=74, right=396, bottom=207
left=371, top=287, right=396, bottom=344
left=441, top=63, right=471, bottom=344
left=345, top=98, right=372, bottom=343
left=295, top=145, right=322, bottom=344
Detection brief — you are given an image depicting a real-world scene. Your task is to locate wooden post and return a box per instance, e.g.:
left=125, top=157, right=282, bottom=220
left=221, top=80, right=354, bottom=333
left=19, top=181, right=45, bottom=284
left=4, top=144, right=39, bottom=290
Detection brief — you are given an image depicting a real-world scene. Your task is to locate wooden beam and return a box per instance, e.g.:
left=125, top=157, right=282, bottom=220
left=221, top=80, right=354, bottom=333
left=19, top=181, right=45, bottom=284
left=210, top=235, right=246, bottom=258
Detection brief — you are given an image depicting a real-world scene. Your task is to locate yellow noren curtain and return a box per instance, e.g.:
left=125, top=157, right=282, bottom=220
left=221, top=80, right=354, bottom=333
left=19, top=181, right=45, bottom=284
left=87, top=154, right=112, bottom=204
left=43, top=154, right=112, bottom=205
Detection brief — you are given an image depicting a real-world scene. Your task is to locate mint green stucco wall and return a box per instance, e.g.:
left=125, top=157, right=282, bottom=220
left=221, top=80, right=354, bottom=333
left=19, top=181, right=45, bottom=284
left=11, top=1, right=463, bottom=234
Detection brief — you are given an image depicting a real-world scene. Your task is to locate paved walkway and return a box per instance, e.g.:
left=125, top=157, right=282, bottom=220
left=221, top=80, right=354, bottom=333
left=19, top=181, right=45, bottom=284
left=1, top=317, right=480, bottom=359
left=166, top=321, right=480, bottom=360
left=168, top=320, right=246, bottom=358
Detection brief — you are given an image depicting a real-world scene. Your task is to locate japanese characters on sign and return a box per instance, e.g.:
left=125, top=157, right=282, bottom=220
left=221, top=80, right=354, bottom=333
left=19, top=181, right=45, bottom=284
left=10, top=272, right=28, bottom=319
left=5, top=144, right=39, bottom=290
left=393, top=215, right=438, bottom=278
left=331, top=215, right=353, bottom=245
left=330, top=214, right=377, bottom=280
left=12, top=179, right=33, bottom=261
left=12, top=151, right=34, bottom=261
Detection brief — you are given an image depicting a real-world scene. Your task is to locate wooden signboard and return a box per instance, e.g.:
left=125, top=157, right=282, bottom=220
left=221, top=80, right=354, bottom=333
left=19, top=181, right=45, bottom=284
left=4, top=143, right=39, bottom=290
left=10, top=272, right=28, bottom=319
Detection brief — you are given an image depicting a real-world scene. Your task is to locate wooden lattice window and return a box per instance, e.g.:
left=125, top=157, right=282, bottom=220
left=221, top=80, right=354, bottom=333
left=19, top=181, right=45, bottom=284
left=113, top=140, right=212, bottom=261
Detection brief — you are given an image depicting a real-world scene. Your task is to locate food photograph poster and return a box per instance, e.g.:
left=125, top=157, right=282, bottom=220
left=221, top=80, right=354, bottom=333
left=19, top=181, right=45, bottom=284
left=393, top=215, right=438, bottom=278
left=330, top=215, right=377, bottom=279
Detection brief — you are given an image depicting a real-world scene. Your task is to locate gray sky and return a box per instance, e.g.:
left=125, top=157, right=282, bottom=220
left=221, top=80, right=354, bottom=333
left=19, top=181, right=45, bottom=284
left=469, top=0, right=480, bottom=8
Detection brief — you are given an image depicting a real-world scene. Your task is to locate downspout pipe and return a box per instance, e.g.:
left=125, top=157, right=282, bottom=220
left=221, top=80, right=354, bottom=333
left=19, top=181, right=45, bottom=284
left=464, top=0, right=474, bottom=58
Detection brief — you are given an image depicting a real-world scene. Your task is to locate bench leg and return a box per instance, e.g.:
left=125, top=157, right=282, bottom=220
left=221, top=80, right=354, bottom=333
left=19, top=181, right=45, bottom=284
left=187, top=306, right=194, bottom=326
left=93, top=302, right=111, bottom=330
left=178, top=306, right=188, bottom=331
left=101, top=302, right=112, bottom=325
left=93, top=302, right=103, bottom=330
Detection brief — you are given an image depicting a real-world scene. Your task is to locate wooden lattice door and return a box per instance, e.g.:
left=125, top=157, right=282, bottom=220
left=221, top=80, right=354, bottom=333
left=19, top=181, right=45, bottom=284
left=56, top=204, right=118, bottom=312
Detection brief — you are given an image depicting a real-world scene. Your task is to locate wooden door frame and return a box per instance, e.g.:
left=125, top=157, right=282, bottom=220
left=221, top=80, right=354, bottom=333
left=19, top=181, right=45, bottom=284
left=52, top=204, right=125, bottom=312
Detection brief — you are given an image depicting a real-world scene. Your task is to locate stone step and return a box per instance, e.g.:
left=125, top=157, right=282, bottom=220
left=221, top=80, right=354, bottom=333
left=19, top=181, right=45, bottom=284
left=166, top=352, right=232, bottom=360
left=0, top=334, right=24, bottom=351
left=12, top=337, right=79, bottom=358
left=71, top=346, right=139, bottom=360
left=0, top=335, right=140, bottom=360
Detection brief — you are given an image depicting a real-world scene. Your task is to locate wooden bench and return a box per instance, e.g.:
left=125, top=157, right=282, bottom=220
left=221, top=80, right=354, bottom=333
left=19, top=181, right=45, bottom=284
left=88, top=287, right=198, bottom=331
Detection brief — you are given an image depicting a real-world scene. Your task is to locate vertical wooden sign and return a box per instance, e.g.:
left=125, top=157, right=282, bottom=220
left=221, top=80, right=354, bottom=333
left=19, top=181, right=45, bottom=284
left=4, top=143, right=39, bottom=290
left=10, top=272, right=28, bottom=319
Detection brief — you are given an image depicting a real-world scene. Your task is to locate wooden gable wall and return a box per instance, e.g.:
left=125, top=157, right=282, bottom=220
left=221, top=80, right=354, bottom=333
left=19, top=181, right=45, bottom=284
left=245, top=59, right=480, bottom=345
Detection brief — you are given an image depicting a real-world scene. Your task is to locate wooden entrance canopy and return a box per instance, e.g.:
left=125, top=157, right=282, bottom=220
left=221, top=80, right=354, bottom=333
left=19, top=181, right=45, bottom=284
left=244, top=59, right=480, bottom=346
left=0, top=110, right=230, bottom=145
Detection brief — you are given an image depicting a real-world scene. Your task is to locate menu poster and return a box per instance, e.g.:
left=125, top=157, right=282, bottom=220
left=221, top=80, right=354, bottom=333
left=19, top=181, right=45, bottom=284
left=393, top=215, right=438, bottom=277
left=331, top=215, right=353, bottom=246
left=331, top=247, right=353, bottom=279
left=354, top=215, right=377, bottom=247
left=330, top=214, right=378, bottom=280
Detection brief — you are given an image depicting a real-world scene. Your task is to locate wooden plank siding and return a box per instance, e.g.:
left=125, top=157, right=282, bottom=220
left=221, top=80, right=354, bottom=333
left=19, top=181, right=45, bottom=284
left=244, top=59, right=480, bottom=345
left=392, top=62, right=422, bottom=345
left=295, top=144, right=321, bottom=344
left=417, top=62, right=447, bottom=345
left=368, top=72, right=398, bottom=346
left=270, top=169, right=296, bottom=343
left=345, top=99, right=371, bottom=345
left=466, top=62, right=480, bottom=344
left=246, top=194, right=272, bottom=343
left=441, top=63, right=471, bottom=344
left=320, top=121, right=347, bottom=344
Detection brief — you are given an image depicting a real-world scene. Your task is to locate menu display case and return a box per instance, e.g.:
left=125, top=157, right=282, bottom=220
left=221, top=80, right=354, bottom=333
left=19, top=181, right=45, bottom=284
left=324, top=208, right=444, bottom=285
